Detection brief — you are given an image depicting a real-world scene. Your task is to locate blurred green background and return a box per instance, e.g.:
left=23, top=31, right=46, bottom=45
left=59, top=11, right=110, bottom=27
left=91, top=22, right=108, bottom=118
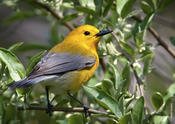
left=0, top=0, right=175, bottom=123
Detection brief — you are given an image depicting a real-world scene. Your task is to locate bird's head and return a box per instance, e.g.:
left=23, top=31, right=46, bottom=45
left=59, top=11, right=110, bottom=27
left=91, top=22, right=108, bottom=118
left=65, top=25, right=112, bottom=49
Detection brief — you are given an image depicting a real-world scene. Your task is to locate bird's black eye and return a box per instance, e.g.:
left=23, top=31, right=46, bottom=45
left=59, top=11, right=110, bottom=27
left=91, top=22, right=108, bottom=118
left=84, top=31, right=90, bottom=36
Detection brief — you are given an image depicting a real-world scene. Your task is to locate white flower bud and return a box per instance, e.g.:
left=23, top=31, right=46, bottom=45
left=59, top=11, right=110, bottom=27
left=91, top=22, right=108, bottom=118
left=139, top=46, right=146, bottom=52
left=133, top=61, right=141, bottom=68
left=123, top=27, right=131, bottom=33
left=125, top=24, right=132, bottom=28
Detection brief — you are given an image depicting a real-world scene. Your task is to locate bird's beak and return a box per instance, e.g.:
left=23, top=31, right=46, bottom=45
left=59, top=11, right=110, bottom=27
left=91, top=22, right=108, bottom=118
left=95, top=30, right=113, bottom=37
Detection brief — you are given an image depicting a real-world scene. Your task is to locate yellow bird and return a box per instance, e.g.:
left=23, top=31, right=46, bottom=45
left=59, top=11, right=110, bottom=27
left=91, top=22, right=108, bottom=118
left=7, top=25, right=112, bottom=116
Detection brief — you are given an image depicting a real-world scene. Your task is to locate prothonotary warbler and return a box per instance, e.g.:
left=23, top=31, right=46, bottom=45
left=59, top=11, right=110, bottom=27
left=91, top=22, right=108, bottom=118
left=7, top=25, right=112, bottom=116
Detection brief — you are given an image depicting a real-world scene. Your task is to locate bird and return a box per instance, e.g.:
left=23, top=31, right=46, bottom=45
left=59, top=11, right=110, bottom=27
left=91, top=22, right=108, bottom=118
left=7, top=25, right=112, bottom=116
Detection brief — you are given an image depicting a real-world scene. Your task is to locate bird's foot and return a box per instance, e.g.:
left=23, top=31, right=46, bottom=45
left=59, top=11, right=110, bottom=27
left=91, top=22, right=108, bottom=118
left=46, top=103, right=53, bottom=116
left=83, top=105, right=90, bottom=117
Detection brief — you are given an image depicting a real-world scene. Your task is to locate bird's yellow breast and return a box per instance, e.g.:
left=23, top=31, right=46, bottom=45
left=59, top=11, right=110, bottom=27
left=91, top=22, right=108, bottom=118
left=48, top=40, right=99, bottom=92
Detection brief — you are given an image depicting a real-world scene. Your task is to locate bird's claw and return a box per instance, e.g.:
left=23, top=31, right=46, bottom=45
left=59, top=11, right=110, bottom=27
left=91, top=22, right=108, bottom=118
left=46, top=103, right=53, bottom=116
left=83, top=105, right=90, bottom=117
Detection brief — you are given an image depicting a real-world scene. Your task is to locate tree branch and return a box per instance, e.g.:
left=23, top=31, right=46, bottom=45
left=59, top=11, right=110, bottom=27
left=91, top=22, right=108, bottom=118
left=17, top=106, right=108, bottom=115
left=34, top=0, right=74, bottom=30
left=111, top=32, right=143, bottom=96
left=132, top=16, right=175, bottom=59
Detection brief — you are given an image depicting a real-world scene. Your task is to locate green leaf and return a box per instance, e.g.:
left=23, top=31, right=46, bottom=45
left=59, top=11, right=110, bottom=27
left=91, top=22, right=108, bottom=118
left=152, top=92, right=163, bottom=111
left=68, top=114, right=83, bottom=124
left=2, top=11, right=35, bottom=25
left=0, top=96, right=5, bottom=124
left=116, top=0, right=137, bottom=18
left=131, top=97, right=144, bottom=124
left=139, top=52, right=153, bottom=61
left=143, top=53, right=154, bottom=75
left=94, top=0, right=103, bottom=16
left=153, top=115, right=169, bottom=124
left=125, top=10, right=142, bottom=19
left=164, top=83, right=175, bottom=104
left=103, top=0, right=114, bottom=17
left=152, top=0, right=158, bottom=9
left=170, top=36, right=175, bottom=46
left=140, top=1, right=153, bottom=14
left=17, top=43, right=49, bottom=52
left=8, top=42, right=23, bottom=53
left=120, top=41, right=135, bottom=56
left=61, top=13, right=78, bottom=23
left=140, top=13, right=155, bottom=37
left=0, top=48, right=25, bottom=82
left=132, top=22, right=142, bottom=47
left=109, top=63, right=123, bottom=91
left=101, top=79, right=115, bottom=96
left=119, top=114, right=131, bottom=124
left=122, top=63, right=130, bottom=90
left=0, top=61, right=5, bottom=79
left=83, top=86, right=122, bottom=118
left=75, top=6, right=95, bottom=15
left=26, top=50, right=46, bottom=75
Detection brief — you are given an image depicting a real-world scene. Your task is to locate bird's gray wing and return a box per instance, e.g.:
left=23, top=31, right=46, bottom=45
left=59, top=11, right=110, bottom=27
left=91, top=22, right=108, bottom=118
left=28, top=52, right=96, bottom=78
left=7, top=52, right=96, bottom=88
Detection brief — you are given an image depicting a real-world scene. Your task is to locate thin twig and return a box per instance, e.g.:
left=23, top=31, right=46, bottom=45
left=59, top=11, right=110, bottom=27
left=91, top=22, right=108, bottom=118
left=34, top=0, right=74, bottom=30
left=111, top=32, right=143, bottom=96
left=17, top=106, right=108, bottom=115
left=132, top=16, right=175, bottom=59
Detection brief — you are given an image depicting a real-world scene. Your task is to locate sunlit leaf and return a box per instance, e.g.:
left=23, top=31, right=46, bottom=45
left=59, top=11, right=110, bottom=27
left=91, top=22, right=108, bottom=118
left=8, top=42, right=23, bottom=53
left=83, top=86, right=122, bottom=118
left=122, top=63, right=130, bottom=90
left=131, top=97, right=144, bottom=124
left=140, top=1, right=153, bottom=14
left=153, top=115, right=169, bottom=124
left=163, top=83, right=175, bottom=105
left=0, top=48, right=25, bottom=82
left=140, top=13, right=155, bottom=37
left=125, top=10, right=142, bottom=19
left=152, top=0, right=158, bottom=9
left=116, top=0, right=137, bottom=18
left=101, top=79, right=116, bottom=96
left=143, top=53, right=154, bottom=75
left=120, top=41, right=135, bottom=57
left=109, top=63, right=123, bottom=91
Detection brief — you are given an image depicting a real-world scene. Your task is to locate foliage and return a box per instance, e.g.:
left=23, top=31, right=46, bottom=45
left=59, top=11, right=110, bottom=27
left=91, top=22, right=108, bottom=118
left=0, top=0, right=175, bottom=123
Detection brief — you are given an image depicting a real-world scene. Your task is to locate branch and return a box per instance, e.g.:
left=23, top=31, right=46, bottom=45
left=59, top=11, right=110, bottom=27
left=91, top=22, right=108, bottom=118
left=132, top=16, right=175, bottom=59
left=111, top=32, right=143, bottom=96
left=17, top=106, right=108, bottom=115
left=34, top=0, right=74, bottom=30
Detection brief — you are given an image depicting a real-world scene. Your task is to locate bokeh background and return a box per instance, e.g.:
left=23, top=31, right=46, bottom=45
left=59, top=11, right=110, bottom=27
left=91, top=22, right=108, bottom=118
left=0, top=0, right=175, bottom=123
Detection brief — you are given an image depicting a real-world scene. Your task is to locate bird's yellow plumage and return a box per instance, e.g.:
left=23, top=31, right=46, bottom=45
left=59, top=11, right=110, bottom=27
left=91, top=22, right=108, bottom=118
left=7, top=25, right=112, bottom=115
left=49, top=25, right=101, bottom=92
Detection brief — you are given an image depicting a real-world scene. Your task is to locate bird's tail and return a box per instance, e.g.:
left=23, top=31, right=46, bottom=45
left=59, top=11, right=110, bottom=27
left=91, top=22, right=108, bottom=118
left=7, top=78, right=36, bottom=88
left=7, top=75, right=58, bottom=89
